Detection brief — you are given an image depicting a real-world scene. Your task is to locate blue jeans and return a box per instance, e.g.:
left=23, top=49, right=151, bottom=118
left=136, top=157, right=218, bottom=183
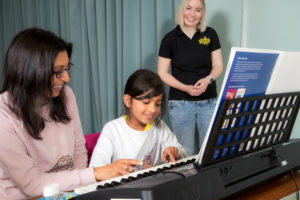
left=168, top=98, right=217, bottom=156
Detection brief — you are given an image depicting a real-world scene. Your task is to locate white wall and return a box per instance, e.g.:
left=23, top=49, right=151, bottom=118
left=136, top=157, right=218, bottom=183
left=246, top=0, right=300, bottom=138
left=206, top=0, right=300, bottom=138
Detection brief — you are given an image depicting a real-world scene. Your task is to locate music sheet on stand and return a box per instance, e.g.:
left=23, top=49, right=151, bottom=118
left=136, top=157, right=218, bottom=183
left=196, top=47, right=300, bottom=165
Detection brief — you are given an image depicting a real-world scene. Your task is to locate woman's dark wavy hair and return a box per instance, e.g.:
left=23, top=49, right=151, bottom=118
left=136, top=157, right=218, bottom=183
left=0, top=27, right=72, bottom=139
left=124, top=69, right=166, bottom=124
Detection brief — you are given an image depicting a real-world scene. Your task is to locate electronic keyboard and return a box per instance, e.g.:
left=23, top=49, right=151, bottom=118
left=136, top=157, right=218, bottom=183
left=74, top=155, right=197, bottom=194
left=73, top=140, right=300, bottom=200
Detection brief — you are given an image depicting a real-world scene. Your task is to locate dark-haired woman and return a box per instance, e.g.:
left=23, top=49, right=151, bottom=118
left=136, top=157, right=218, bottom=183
left=0, top=28, right=140, bottom=200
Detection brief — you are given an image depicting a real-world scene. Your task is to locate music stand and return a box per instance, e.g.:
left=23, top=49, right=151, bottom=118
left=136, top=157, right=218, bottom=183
left=198, top=92, right=300, bottom=167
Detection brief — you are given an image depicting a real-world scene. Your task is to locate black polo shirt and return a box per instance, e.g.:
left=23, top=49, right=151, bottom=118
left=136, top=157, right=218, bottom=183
left=159, top=25, right=221, bottom=101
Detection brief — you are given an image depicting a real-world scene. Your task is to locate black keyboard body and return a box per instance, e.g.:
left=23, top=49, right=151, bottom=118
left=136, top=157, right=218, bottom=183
left=73, top=139, right=300, bottom=200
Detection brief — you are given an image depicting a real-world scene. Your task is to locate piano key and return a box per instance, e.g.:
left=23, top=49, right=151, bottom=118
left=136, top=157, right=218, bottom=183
left=103, top=183, right=112, bottom=188
left=156, top=168, right=164, bottom=172
left=120, top=178, right=130, bottom=183
left=96, top=185, right=105, bottom=189
left=74, top=155, right=197, bottom=194
left=127, top=176, right=137, bottom=181
left=136, top=174, right=144, bottom=179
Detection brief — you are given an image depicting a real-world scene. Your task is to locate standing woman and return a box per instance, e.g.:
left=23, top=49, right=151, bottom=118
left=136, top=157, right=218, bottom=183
left=0, top=28, right=140, bottom=200
left=157, top=0, right=223, bottom=156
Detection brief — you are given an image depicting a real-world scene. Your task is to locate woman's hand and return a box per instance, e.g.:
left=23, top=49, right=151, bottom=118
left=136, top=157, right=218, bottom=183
left=162, top=147, right=179, bottom=162
left=184, top=85, right=203, bottom=96
left=193, top=76, right=211, bottom=95
left=93, top=159, right=142, bottom=181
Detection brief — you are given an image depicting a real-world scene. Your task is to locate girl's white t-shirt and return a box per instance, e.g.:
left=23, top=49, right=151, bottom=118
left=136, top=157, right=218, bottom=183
left=89, top=116, right=187, bottom=167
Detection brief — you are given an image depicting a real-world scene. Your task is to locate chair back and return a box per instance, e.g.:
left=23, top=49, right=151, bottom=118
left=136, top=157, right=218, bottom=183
left=84, top=132, right=101, bottom=164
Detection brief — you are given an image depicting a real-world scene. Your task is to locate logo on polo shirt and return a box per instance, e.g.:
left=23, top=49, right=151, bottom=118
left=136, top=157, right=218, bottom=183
left=198, top=36, right=210, bottom=46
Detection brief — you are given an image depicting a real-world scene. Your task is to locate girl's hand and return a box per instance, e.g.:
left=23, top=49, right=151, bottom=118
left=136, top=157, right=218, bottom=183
left=162, top=147, right=179, bottom=162
left=93, top=159, right=142, bottom=181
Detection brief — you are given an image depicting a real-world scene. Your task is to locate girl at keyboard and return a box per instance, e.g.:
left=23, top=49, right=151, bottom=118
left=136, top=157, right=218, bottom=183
left=90, top=69, right=187, bottom=170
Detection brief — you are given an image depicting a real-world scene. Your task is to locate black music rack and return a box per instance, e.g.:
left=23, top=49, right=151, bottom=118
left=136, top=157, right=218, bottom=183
left=199, top=91, right=300, bottom=167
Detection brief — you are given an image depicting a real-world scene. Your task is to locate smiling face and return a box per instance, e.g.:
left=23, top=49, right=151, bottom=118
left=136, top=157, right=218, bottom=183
left=183, top=0, right=203, bottom=28
left=123, top=92, right=163, bottom=131
left=52, top=50, right=70, bottom=97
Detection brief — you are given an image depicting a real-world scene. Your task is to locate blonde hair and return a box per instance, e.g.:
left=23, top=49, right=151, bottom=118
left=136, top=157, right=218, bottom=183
left=175, top=0, right=207, bottom=32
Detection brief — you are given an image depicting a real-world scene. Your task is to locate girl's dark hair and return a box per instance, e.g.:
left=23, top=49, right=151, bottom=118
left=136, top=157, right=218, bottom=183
left=1, top=27, right=72, bottom=139
left=124, top=69, right=166, bottom=123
